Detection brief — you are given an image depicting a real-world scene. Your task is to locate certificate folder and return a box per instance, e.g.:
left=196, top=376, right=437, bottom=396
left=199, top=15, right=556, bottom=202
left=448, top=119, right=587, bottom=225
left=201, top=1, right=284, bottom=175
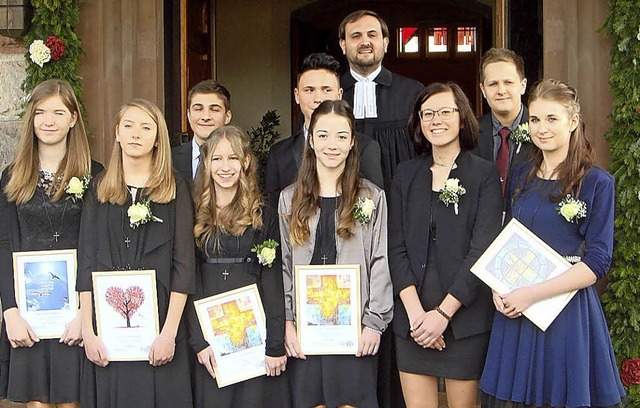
left=471, top=219, right=577, bottom=331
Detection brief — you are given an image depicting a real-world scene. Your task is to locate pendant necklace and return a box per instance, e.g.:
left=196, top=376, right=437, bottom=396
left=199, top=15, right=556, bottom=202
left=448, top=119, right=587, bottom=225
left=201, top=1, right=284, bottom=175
left=121, top=186, right=139, bottom=249
left=40, top=189, right=68, bottom=243
left=317, top=197, right=337, bottom=265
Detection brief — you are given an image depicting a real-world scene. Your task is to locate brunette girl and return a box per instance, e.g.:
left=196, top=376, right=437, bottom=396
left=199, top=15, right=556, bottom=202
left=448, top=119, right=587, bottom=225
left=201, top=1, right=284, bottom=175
left=279, top=100, right=393, bottom=408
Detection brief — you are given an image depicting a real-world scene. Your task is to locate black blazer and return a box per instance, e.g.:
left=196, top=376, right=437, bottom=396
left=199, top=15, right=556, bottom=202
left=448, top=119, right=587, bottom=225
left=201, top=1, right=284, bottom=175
left=264, top=129, right=384, bottom=206
left=76, top=174, right=196, bottom=329
left=388, top=151, right=502, bottom=340
left=171, top=142, right=194, bottom=183
left=475, top=107, right=531, bottom=168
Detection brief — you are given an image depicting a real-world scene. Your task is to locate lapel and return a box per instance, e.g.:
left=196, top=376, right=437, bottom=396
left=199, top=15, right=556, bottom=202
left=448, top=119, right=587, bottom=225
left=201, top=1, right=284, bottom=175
left=477, top=114, right=494, bottom=160
left=407, top=156, right=433, bottom=268
left=143, top=200, right=172, bottom=255
left=373, top=67, right=392, bottom=87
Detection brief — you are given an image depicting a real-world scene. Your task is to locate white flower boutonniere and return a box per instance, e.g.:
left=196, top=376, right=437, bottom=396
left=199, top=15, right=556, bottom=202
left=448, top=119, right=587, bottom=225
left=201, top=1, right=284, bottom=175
left=353, top=197, right=375, bottom=224
left=439, top=178, right=466, bottom=215
left=29, top=40, right=51, bottom=67
left=65, top=174, right=91, bottom=203
left=556, top=195, right=587, bottom=223
left=251, top=239, right=279, bottom=268
left=511, top=123, right=531, bottom=154
left=127, top=199, right=163, bottom=229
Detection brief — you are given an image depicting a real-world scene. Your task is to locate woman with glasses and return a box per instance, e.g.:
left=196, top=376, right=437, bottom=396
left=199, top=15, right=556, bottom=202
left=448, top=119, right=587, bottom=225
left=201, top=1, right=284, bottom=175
left=389, top=82, right=502, bottom=407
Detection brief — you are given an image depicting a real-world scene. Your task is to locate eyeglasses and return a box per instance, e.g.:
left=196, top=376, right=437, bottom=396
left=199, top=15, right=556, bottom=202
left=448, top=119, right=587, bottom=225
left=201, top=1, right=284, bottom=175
left=419, top=107, right=459, bottom=122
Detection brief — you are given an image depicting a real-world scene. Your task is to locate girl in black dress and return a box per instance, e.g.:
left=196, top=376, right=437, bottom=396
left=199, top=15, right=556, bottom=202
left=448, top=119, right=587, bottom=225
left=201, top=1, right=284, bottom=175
left=187, top=125, right=289, bottom=407
left=279, top=100, right=393, bottom=408
left=388, top=82, right=502, bottom=408
left=0, top=79, right=100, bottom=407
left=77, top=99, right=195, bottom=408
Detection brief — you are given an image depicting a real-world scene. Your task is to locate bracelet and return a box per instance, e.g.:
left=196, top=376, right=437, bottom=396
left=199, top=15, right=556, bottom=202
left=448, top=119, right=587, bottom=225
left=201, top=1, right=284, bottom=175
left=434, top=306, right=452, bottom=322
left=364, top=326, right=383, bottom=335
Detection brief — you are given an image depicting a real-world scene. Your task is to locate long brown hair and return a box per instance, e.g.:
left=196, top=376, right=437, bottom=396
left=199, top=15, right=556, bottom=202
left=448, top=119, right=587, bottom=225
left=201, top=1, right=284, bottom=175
left=97, top=99, right=175, bottom=205
left=519, top=79, right=594, bottom=201
left=192, top=126, right=263, bottom=252
left=289, top=100, right=361, bottom=246
left=4, top=79, right=91, bottom=205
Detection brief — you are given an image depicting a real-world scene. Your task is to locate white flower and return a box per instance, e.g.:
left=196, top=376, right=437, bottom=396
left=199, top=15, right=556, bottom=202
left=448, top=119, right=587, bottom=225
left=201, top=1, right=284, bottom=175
left=353, top=197, right=376, bottom=224
left=65, top=174, right=91, bottom=203
left=259, top=247, right=276, bottom=266
left=66, top=177, right=84, bottom=195
left=556, top=195, right=587, bottom=223
left=251, top=239, right=279, bottom=267
left=127, top=199, right=163, bottom=228
left=511, top=123, right=531, bottom=154
left=444, top=178, right=460, bottom=191
left=29, top=40, right=51, bottom=67
left=439, top=178, right=466, bottom=215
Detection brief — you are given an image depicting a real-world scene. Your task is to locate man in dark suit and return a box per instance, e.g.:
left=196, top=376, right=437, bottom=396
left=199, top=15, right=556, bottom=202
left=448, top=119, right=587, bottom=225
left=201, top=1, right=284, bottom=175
left=339, top=10, right=424, bottom=192
left=475, top=48, right=531, bottom=196
left=265, top=53, right=383, bottom=205
left=172, top=80, right=232, bottom=182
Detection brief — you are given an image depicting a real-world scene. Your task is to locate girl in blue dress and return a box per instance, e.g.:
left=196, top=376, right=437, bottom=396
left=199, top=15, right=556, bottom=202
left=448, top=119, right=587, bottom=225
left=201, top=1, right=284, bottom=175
left=479, top=79, right=625, bottom=408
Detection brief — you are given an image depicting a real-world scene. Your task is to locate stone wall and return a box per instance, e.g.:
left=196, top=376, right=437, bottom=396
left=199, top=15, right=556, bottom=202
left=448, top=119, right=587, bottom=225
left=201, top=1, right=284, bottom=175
left=0, top=35, right=26, bottom=172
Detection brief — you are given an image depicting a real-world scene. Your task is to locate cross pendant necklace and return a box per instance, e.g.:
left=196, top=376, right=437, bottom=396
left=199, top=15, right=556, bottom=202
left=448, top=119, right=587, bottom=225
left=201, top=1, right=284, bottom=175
left=124, top=236, right=131, bottom=248
left=40, top=188, right=67, bottom=244
left=222, top=270, right=229, bottom=280
left=321, top=254, right=328, bottom=265
left=53, top=231, right=61, bottom=242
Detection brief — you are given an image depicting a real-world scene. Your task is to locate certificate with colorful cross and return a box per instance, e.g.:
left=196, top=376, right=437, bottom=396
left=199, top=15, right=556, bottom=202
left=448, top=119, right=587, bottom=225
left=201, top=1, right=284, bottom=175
left=194, top=284, right=268, bottom=387
left=295, top=264, right=361, bottom=355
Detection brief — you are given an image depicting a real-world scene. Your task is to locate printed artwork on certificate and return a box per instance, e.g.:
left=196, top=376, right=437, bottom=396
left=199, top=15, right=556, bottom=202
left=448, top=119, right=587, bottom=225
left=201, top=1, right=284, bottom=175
left=25, top=259, right=71, bottom=312
left=486, top=232, right=561, bottom=289
left=305, top=274, right=352, bottom=326
left=194, top=284, right=267, bottom=387
left=93, top=270, right=159, bottom=361
left=295, top=264, right=361, bottom=355
left=13, top=249, right=78, bottom=339
left=208, top=295, right=263, bottom=356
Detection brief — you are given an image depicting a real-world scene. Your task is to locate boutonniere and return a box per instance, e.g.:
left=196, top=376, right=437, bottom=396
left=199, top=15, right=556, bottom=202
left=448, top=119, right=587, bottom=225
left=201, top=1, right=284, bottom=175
left=65, top=174, right=91, bottom=203
left=251, top=239, right=279, bottom=268
left=511, top=123, right=531, bottom=154
left=439, top=178, right=466, bottom=215
left=556, top=195, right=587, bottom=223
left=127, top=199, right=163, bottom=229
left=353, top=197, right=375, bottom=224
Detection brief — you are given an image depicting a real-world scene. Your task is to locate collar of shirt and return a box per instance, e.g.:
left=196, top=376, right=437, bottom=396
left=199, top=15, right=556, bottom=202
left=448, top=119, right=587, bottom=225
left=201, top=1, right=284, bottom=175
left=191, top=139, right=202, bottom=179
left=303, top=125, right=309, bottom=141
left=349, top=66, right=382, bottom=83
left=490, top=105, right=525, bottom=137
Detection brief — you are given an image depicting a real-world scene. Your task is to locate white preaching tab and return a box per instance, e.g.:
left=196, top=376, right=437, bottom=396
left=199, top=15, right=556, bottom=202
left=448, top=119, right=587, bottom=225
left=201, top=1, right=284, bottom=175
left=351, top=66, right=381, bottom=119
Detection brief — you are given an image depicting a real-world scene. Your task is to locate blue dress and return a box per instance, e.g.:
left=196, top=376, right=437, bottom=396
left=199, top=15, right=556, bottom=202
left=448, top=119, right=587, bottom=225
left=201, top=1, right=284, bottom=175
left=479, top=162, right=625, bottom=408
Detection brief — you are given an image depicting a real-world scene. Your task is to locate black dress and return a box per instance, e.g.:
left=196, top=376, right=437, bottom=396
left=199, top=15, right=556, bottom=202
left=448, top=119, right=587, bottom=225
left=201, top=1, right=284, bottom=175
left=0, top=164, right=102, bottom=403
left=76, top=175, right=195, bottom=408
left=395, top=192, right=490, bottom=380
left=187, top=208, right=290, bottom=408
left=288, top=197, right=379, bottom=408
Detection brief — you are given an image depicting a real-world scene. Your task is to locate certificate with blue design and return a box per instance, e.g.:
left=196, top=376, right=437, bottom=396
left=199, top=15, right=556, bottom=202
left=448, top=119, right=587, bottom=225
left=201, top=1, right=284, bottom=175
left=194, top=284, right=267, bottom=387
left=13, top=249, right=78, bottom=339
left=471, top=219, right=576, bottom=331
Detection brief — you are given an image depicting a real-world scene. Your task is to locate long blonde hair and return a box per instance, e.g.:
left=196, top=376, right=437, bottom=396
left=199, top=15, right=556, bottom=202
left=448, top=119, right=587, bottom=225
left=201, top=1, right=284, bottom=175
left=97, top=99, right=175, bottom=204
left=192, top=125, right=263, bottom=252
left=4, top=79, right=91, bottom=205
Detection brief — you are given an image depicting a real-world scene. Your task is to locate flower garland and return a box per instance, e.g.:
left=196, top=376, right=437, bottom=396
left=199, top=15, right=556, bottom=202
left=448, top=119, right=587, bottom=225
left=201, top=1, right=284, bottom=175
left=22, top=0, right=85, bottom=116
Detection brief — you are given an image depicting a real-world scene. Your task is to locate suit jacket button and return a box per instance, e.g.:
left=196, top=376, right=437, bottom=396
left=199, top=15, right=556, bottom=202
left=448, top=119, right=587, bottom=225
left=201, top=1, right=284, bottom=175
left=421, top=264, right=426, bottom=269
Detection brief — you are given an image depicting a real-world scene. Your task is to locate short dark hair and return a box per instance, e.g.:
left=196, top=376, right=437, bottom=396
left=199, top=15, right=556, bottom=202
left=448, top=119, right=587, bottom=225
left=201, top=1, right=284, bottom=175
left=187, top=80, right=231, bottom=111
left=408, top=82, right=478, bottom=155
left=339, top=10, right=389, bottom=40
left=297, top=53, right=341, bottom=85
left=480, top=48, right=525, bottom=83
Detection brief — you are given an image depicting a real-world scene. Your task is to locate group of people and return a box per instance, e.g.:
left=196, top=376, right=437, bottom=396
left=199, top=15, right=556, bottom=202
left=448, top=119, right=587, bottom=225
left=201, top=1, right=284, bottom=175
left=0, top=8, right=627, bottom=408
